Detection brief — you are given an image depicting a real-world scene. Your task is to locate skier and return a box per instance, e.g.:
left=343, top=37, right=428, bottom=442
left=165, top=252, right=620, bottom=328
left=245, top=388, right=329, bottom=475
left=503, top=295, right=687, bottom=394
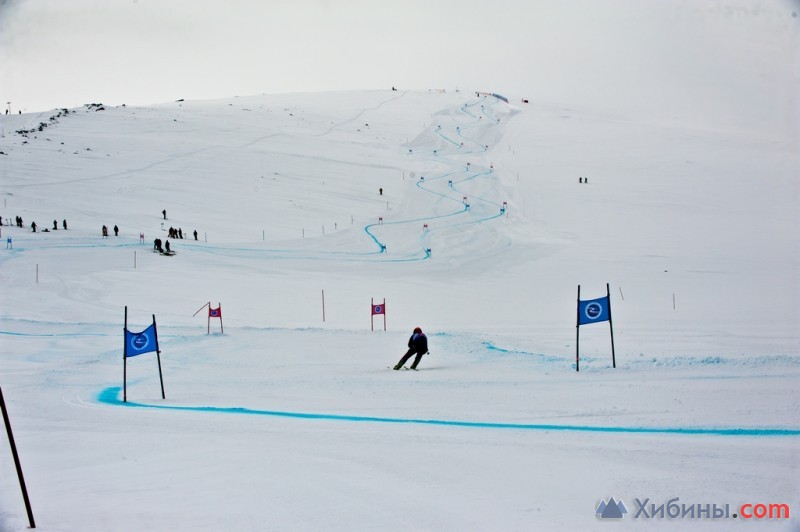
left=393, top=327, right=429, bottom=370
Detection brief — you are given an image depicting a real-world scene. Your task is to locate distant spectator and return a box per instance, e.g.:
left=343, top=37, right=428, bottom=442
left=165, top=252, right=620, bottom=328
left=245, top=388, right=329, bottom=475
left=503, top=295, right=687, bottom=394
left=114, top=225, right=119, bottom=236
left=193, top=230, right=198, bottom=240
left=31, top=221, right=37, bottom=232
left=63, top=219, right=68, bottom=230
left=53, top=220, right=58, bottom=230
left=162, top=209, right=167, bottom=220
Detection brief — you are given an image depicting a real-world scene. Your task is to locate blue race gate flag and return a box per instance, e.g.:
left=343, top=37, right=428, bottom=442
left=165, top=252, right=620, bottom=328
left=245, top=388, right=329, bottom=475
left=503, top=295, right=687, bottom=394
left=578, top=296, right=610, bottom=325
left=124, top=323, right=158, bottom=357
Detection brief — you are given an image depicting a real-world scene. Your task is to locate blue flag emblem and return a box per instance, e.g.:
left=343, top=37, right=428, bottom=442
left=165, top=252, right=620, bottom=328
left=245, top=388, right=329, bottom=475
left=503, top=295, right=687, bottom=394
left=125, top=323, right=158, bottom=357
left=578, top=296, right=610, bottom=325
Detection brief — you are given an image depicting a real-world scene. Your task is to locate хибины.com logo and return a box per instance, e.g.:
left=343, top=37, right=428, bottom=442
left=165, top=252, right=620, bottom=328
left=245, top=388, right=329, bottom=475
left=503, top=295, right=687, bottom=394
left=596, top=498, right=628, bottom=519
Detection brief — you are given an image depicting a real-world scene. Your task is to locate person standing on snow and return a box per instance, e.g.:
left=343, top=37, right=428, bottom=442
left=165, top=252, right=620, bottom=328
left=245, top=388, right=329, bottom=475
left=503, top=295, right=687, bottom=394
left=393, top=327, right=429, bottom=370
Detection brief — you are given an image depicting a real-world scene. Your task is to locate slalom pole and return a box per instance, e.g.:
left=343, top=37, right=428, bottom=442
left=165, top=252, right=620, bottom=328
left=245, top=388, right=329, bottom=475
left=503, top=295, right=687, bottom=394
left=192, top=302, right=210, bottom=317
left=192, top=302, right=210, bottom=334
left=153, top=315, right=165, bottom=399
left=575, top=285, right=581, bottom=372
left=0, top=387, right=35, bottom=528
left=123, top=306, right=128, bottom=402
left=218, top=302, right=224, bottom=334
left=607, top=283, right=616, bottom=369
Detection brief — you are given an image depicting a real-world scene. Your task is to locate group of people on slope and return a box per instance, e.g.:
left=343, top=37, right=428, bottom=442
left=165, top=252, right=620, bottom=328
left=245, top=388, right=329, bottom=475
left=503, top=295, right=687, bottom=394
left=101, top=225, right=119, bottom=238
left=153, top=238, right=171, bottom=254
left=3, top=216, right=67, bottom=232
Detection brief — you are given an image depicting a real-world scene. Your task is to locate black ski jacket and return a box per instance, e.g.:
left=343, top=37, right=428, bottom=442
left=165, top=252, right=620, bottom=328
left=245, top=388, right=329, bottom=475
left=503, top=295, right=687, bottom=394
left=408, top=332, right=428, bottom=355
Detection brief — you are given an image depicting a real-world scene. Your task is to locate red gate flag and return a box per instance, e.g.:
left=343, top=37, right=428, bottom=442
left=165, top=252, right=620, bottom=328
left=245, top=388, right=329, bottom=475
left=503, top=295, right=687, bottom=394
left=371, top=298, right=386, bottom=331
left=209, top=306, right=222, bottom=318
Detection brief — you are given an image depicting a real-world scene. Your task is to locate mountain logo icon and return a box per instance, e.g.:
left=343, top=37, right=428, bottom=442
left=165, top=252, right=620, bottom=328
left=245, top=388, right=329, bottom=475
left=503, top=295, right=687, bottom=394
left=595, top=497, right=628, bottom=519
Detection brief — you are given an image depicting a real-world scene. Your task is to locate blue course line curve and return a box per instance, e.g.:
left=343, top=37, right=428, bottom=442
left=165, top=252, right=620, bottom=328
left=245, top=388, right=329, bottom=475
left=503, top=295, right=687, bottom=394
left=97, top=387, right=800, bottom=437
left=373, top=99, right=506, bottom=252
left=7, top=97, right=500, bottom=265
left=435, top=127, right=462, bottom=149
left=361, top=166, right=472, bottom=255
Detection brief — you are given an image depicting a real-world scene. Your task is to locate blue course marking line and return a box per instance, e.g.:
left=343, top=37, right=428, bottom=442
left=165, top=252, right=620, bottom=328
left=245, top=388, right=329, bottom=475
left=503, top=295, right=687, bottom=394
left=362, top=166, right=473, bottom=256
left=97, top=387, right=800, bottom=437
left=375, top=98, right=506, bottom=253
left=435, top=127, right=462, bottom=148
left=7, top=96, right=503, bottom=265
left=450, top=169, right=504, bottom=208
left=0, top=330, right=108, bottom=338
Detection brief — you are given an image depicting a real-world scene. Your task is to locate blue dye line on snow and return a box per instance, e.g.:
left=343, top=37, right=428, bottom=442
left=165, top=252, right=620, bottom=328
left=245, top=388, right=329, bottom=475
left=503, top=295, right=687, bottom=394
left=0, top=330, right=106, bottom=337
left=8, top=97, right=501, bottom=265
left=97, top=386, right=800, bottom=437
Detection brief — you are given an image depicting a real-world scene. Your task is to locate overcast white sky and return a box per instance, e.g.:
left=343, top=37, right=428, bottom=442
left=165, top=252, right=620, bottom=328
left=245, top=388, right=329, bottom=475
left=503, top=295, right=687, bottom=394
left=1, top=0, right=798, bottom=134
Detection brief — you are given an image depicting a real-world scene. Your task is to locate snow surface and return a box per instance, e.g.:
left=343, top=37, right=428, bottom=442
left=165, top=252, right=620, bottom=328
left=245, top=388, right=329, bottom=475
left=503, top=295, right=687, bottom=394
left=1, top=69, right=799, bottom=532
